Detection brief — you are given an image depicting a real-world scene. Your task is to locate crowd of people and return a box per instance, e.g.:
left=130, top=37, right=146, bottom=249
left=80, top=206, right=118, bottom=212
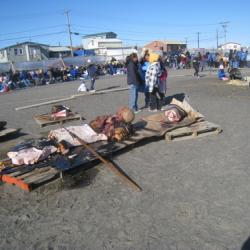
left=165, top=49, right=248, bottom=73
left=0, top=59, right=126, bottom=93
left=0, top=48, right=248, bottom=96
left=126, top=50, right=168, bottom=112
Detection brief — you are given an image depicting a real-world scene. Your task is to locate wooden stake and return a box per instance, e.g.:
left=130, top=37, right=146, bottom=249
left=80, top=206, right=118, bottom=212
left=62, top=126, right=142, bottom=192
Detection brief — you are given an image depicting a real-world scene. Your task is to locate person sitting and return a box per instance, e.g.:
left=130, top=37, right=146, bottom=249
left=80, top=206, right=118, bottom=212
left=228, top=68, right=243, bottom=80
left=218, top=64, right=228, bottom=81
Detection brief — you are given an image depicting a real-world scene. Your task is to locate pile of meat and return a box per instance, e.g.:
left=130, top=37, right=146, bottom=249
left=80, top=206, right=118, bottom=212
left=89, top=107, right=135, bottom=142
left=7, top=139, right=57, bottom=166
left=50, top=105, right=71, bottom=119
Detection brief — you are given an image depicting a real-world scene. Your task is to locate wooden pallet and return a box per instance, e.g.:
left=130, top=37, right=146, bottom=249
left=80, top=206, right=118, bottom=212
left=0, top=117, right=222, bottom=192
left=33, top=113, right=82, bottom=128
left=1, top=165, right=60, bottom=191
left=165, top=121, right=222, bottom=142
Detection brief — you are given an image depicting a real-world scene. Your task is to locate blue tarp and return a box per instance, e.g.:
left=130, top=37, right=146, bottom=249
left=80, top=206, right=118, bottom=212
left=73, top=49, right=95, bottom=57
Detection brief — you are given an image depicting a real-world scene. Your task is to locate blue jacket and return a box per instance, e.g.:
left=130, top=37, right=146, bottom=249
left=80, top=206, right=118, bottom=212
left=139, top=61, right=150, bottom=82
left=218, top=69, right=226, bottom=79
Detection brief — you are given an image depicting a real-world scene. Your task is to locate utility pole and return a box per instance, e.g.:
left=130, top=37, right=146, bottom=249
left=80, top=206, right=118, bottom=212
left=216, top=30, right=219, bottom=49
left=64, top=10, right=73, bottom=57
left=185, top=37, right=188, bottom=48
left=197, top=32, right=200, bottom=48
left=220, top=21, right=229, bottom=44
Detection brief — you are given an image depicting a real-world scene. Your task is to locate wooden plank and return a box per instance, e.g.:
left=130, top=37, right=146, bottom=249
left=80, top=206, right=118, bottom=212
left=15, top=87, right=129, bottom=111
left=2, top=175, right=30, bottom=191
left=24, top=168, right=59, bottom=184
left=165, top=121, right=222, bottom=142
left=33, top=113, right=82, bottom=128
left=2, top=166, right=60, bottom=191
left=15, top=96, right=74, bottom=111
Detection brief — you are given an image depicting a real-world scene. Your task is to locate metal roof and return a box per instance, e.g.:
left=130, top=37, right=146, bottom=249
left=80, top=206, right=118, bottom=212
left=49, top=46, right=71, bottom=52
left=158, top=40, right=186, bottom=45
left=0, top=41, right=49, bottom=50
left=82, top=32, right=117, bottom=38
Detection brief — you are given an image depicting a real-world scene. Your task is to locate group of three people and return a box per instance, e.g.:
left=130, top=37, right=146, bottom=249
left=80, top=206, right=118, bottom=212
left=126, top=51, right=168, bottom=112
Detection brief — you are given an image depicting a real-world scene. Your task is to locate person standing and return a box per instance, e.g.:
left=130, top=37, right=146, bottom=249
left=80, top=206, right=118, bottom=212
left=193, top=56, right=200, bottom=78
left=139, top=50, right=150, bottom=109
left=145, top=53, right=163, bottom=111
left=126, top=53, right=143, bottom=112
left=87, top=59, right=97, bottom=92
left=158, top=56, right=168, bottom=107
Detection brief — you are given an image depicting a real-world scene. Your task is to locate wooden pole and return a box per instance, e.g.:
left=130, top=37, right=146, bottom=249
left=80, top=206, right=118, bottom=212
left=62, top=126, right=142, bottom=192
left=15, top=87, right=129, bottom=111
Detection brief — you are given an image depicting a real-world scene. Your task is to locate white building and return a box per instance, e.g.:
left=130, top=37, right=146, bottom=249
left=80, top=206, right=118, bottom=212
left=219, top=42, right=241, bottom=51
left=82, top=32, right=122, bottom=50
left=82, top=32, right=136, bottom=60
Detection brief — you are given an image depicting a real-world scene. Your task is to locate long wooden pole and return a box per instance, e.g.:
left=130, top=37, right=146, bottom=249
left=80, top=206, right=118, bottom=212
left=62, top=126, right=142, bottom=192
left=15, top=87, right=129, bottom=111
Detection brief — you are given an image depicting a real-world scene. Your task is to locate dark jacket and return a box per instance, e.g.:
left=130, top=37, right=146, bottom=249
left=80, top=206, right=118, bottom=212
left=126, top=60, right=143, bottom=86
left=87, top=64, right=97, bottom=78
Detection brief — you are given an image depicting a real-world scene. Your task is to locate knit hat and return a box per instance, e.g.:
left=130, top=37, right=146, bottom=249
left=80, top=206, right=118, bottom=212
left=149, top=53, right=160, bottom=63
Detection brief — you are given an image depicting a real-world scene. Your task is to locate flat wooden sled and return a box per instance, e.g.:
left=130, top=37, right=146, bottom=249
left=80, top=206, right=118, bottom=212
left=33, top=113, right=82, bottom=128
left=0, top=117, right=222, bottom=192
left=165, top=121, right=222, bottom=142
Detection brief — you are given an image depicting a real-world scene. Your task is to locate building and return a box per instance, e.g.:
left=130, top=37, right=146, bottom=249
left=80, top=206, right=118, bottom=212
left=219, top=42, right=241, bottom=51
left=82, top=32, right=122, bottom=50
left=144, top=40, right=187, bottom=54
left=0, top=42, right=49, bottom=63
left=82, top=32, right=136, bottom=60
left=48, top=46, right=72, bottom=58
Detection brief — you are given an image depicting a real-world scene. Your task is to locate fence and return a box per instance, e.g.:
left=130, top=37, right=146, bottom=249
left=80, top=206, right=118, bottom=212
left=0, top=55, right=107, bottom=73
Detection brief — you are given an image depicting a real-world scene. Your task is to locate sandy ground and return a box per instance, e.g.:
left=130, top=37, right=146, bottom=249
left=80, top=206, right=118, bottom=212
left=1, top=69, right=250, bottom=250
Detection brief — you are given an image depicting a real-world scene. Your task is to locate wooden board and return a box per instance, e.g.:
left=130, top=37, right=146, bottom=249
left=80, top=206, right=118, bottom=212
left=1, top=165, right=60, bottom=191
left=165, top=121, right=222, bottom=142
left=0, top=128, right=20, bottom=139
left=33, top=113, right=82, bottom=127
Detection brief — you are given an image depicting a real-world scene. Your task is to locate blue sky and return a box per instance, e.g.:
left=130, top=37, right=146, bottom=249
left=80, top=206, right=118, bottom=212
left=1, top=0, right=249, bottom=49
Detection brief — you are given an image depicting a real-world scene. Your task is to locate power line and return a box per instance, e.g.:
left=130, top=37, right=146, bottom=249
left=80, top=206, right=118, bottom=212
left=0, top=25, right=65, bottom=37
left=0, top=31, right=66, bottom=42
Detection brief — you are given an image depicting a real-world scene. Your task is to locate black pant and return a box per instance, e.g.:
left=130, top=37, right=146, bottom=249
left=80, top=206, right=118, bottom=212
left=150, top=87, right=165, bottom=110
left=90, top=77, right=96, bottom=90
left=194, top=65, right=199, bottom=76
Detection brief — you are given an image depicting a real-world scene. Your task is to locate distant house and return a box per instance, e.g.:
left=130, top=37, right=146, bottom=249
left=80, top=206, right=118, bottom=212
left=82, top=32, right=122, bottom=50
left=0, top=42, right=49, bottom=63
left=48, top=46, right=71, bottom=58
left=218, top=42, right=241, bottom=51
left=144, top=40, right=186, bottom=54
left=82, top=32, right=136, bottom=60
